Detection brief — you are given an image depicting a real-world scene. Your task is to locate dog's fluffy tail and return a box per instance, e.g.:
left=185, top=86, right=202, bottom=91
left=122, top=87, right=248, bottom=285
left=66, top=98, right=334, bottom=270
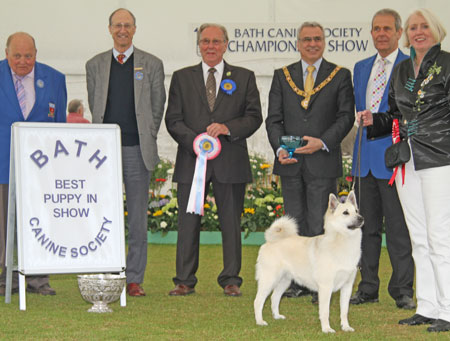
left=264, top=216, right=298, bottom=243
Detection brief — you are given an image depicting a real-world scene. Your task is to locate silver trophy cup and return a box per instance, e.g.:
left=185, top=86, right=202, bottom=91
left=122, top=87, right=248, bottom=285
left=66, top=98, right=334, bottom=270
left=77, top=274, right=126, bottom=313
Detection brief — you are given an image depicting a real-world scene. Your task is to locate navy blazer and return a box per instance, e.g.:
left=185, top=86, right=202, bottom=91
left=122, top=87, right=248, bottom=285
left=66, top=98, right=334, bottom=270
left=351, top=49, right=408, bottom=179
left=0, top=60, right=67, bottom=183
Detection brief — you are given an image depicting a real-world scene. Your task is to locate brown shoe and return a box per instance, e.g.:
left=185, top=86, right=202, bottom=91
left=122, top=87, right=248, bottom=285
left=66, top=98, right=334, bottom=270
left=127, top=283, right=146, bottom=297
left=224, top=284, right=241, bottom=297
left=169, top=284, right=195, bottom=296
left=26, top=284, right=56, bottom=296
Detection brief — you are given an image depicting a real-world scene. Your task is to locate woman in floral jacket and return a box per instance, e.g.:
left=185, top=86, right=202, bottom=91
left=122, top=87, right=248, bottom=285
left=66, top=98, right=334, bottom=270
left=359, top=8, right=450, bottom=333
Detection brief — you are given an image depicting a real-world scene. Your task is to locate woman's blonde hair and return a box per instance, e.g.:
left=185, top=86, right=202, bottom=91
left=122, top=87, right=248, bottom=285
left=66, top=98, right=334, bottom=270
left=403, top=8, right=446, bottom=47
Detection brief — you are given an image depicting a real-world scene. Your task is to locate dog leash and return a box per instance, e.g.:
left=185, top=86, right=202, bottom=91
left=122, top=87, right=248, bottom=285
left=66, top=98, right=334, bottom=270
left=352, top=123, right=363, bottom=206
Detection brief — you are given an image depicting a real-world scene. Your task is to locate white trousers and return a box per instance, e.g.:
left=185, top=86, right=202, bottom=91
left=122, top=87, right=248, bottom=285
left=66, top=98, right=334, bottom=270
left=395, top=157, right=450, bottom=322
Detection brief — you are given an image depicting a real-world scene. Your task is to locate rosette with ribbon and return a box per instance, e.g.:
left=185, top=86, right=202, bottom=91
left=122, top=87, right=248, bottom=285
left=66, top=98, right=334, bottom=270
left=220, top=79, right=236, bottom=95
left=186, top=133, right=222, bottom=215
left=388, top=119, right=406, bottom=186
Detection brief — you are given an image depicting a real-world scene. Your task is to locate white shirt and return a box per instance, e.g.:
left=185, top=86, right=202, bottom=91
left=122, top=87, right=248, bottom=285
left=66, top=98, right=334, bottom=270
left=366, top=49, right=399, bottom=111
left=12, top=68, right=35, bottom=119
left=202, top=60, right=224, bottom=96
left=113, top=45, right=134, bottom=63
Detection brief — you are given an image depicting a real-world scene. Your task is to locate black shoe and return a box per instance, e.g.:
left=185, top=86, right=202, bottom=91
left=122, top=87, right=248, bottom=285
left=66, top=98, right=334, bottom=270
left=350, top=291, right=379, bottom=305
left=398, top=314, right=435, bottom=326
left=283, top=283, right=311, bottom=298
left=26, top=284, right=56, bottom=296
left=427, top=319, right=450, bottom=332
left=395, top=295, right=416, bottom=310
left=0, top=285, right=19, bottom=296
left=311, top=292, right=318, bottom=304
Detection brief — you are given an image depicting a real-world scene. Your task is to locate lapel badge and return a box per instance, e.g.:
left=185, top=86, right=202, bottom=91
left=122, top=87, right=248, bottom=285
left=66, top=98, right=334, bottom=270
left=48, top=102, right=55, bottom=118
left=36, top=79, right=44, bottom=88
left=134, top=71, right=144, bottom=81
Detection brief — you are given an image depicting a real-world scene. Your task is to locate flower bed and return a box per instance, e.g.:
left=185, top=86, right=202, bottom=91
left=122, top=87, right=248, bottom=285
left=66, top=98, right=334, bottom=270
left=124, top=154, right=354, bottom=237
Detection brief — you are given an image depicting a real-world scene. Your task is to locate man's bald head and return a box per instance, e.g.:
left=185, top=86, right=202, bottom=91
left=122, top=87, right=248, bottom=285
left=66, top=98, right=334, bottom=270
left=5, top=32, right=37, bottom=77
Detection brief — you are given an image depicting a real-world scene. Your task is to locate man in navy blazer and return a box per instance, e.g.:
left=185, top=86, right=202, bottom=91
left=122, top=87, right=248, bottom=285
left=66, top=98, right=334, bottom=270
left=0, top=32, right=67, bottom=296
left=350, top=9, right=415, bottom=309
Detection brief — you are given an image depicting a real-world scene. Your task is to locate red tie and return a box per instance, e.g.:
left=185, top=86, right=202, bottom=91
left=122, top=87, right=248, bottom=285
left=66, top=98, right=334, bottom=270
left=117, top=54, right=125, bottom=64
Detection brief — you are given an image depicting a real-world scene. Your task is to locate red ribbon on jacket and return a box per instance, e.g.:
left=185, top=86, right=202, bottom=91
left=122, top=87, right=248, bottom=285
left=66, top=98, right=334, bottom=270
left=388, top=119, right=406, bottom=186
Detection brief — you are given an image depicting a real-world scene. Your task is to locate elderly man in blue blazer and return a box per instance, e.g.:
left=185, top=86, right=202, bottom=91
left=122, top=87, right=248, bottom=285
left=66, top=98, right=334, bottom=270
left=0, top=32, right=67, bottom=296
left=350, top=9, right=415, bottom=310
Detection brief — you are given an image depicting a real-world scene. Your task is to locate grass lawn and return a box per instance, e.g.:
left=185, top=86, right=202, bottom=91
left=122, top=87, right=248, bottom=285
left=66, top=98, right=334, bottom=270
left=0, top=244, right=446, bottom=340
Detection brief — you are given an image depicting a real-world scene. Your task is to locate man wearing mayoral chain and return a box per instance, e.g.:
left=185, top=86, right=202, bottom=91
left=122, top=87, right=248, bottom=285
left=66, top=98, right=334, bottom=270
left=165, top=23, right=262, bottom=297
left=266, top=21, right=354, bottom=299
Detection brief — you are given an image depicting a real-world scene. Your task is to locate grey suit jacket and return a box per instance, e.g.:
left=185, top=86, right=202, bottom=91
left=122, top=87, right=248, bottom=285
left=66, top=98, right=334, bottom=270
left=165, top=61, right=262, bottom=184
left=266, top=59, right=355, bottom=178
left=86, top=47, right=166, bottom=171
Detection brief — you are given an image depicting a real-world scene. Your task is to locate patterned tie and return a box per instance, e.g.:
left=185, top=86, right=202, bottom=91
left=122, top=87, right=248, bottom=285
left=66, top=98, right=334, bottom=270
left=370, top=58, right=387, bottom=112
left=206, top=67, right=216, bottom=111
left=117, top=54, right=125, bottom=64
left=304, top=65, right=316, bottom=94
left=15, top=76, right=27, bottom=117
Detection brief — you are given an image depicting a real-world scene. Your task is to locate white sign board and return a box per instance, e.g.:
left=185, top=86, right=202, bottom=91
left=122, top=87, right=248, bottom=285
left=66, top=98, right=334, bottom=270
left=12, top=122, right=126, bottom=274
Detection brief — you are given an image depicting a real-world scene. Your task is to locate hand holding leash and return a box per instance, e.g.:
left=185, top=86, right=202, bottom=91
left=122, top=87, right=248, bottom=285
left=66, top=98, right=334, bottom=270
left=357, top=109, right=373, bottom=127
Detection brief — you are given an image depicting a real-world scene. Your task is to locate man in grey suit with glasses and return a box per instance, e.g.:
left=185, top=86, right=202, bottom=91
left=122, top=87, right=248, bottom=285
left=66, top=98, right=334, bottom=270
left=86, top=8, right=166, bottom=297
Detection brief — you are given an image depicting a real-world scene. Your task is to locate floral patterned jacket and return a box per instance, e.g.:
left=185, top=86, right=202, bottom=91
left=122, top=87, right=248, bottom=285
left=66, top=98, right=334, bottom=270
left=368, top=44, right=450, bottom=171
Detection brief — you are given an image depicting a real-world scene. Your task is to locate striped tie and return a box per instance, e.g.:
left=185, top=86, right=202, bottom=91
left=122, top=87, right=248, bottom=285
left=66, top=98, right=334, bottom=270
left=15, top=76, right=27, bottom=117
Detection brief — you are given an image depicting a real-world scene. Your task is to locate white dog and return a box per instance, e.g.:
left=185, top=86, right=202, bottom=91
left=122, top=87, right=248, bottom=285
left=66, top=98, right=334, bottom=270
left=254, top=191, right=364, bottom=333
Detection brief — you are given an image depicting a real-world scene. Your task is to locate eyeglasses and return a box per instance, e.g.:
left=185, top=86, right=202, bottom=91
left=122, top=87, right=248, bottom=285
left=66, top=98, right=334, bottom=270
left=111, top=23, right=135, bottom=30
left=199, top=39, right=225, bottom=46
left=299, top=36, right=323, bottom=43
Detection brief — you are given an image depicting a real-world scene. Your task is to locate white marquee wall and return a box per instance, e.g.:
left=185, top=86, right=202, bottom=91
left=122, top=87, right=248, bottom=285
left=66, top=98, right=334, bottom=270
left=1, top=0, right=448, bottom=161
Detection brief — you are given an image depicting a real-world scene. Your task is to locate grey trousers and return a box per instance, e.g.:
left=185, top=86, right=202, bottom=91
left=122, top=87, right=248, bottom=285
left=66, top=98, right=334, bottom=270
left=0, top=184, right=49, bottom=289
left=122, top=146, right=151, bottom=284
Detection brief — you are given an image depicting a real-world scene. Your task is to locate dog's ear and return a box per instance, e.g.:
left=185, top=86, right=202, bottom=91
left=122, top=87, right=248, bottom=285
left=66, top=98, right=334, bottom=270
left=328, top=193, right=339, bottom=212
left=347, top=190, right=358, bottom=210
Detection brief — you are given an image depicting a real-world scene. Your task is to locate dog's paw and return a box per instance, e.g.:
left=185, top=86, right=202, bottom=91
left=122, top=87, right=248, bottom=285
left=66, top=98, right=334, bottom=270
left=256, top=320, right=268, bottom=326
left=321, top=327, right=336, bottom=333
left=341, top=325, right=354, bottom=332
left=273, top=314, right=286, bottom=320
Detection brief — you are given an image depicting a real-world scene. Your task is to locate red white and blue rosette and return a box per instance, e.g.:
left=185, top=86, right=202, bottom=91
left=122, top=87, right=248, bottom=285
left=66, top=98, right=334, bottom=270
left=186, top=133, right=222, bottom=215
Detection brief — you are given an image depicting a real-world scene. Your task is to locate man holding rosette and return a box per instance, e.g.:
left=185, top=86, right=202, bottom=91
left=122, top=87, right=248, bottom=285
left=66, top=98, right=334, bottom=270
left=266, top=21, right=354, bottom=299
left=165, top=23, right=262, bottom=297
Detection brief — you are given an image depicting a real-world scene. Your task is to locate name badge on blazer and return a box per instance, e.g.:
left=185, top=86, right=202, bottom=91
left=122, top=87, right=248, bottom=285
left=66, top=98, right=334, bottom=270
left=134, top=67, right=144, bottom=81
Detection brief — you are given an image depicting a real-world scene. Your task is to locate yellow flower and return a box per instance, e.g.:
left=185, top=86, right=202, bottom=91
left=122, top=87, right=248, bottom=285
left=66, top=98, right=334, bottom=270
left=204, top=203, right=211, bottom=209
left=244, top=208, right=255, bottom=214
left=153, top=210, right=163, bottom=217
left=260, top=163, right=270, bottom=170
left=124, top=211, right=128, bottom=216
left=159, top=194, right=166, bottom=198
left=338, top=190, right=349, bottom=197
